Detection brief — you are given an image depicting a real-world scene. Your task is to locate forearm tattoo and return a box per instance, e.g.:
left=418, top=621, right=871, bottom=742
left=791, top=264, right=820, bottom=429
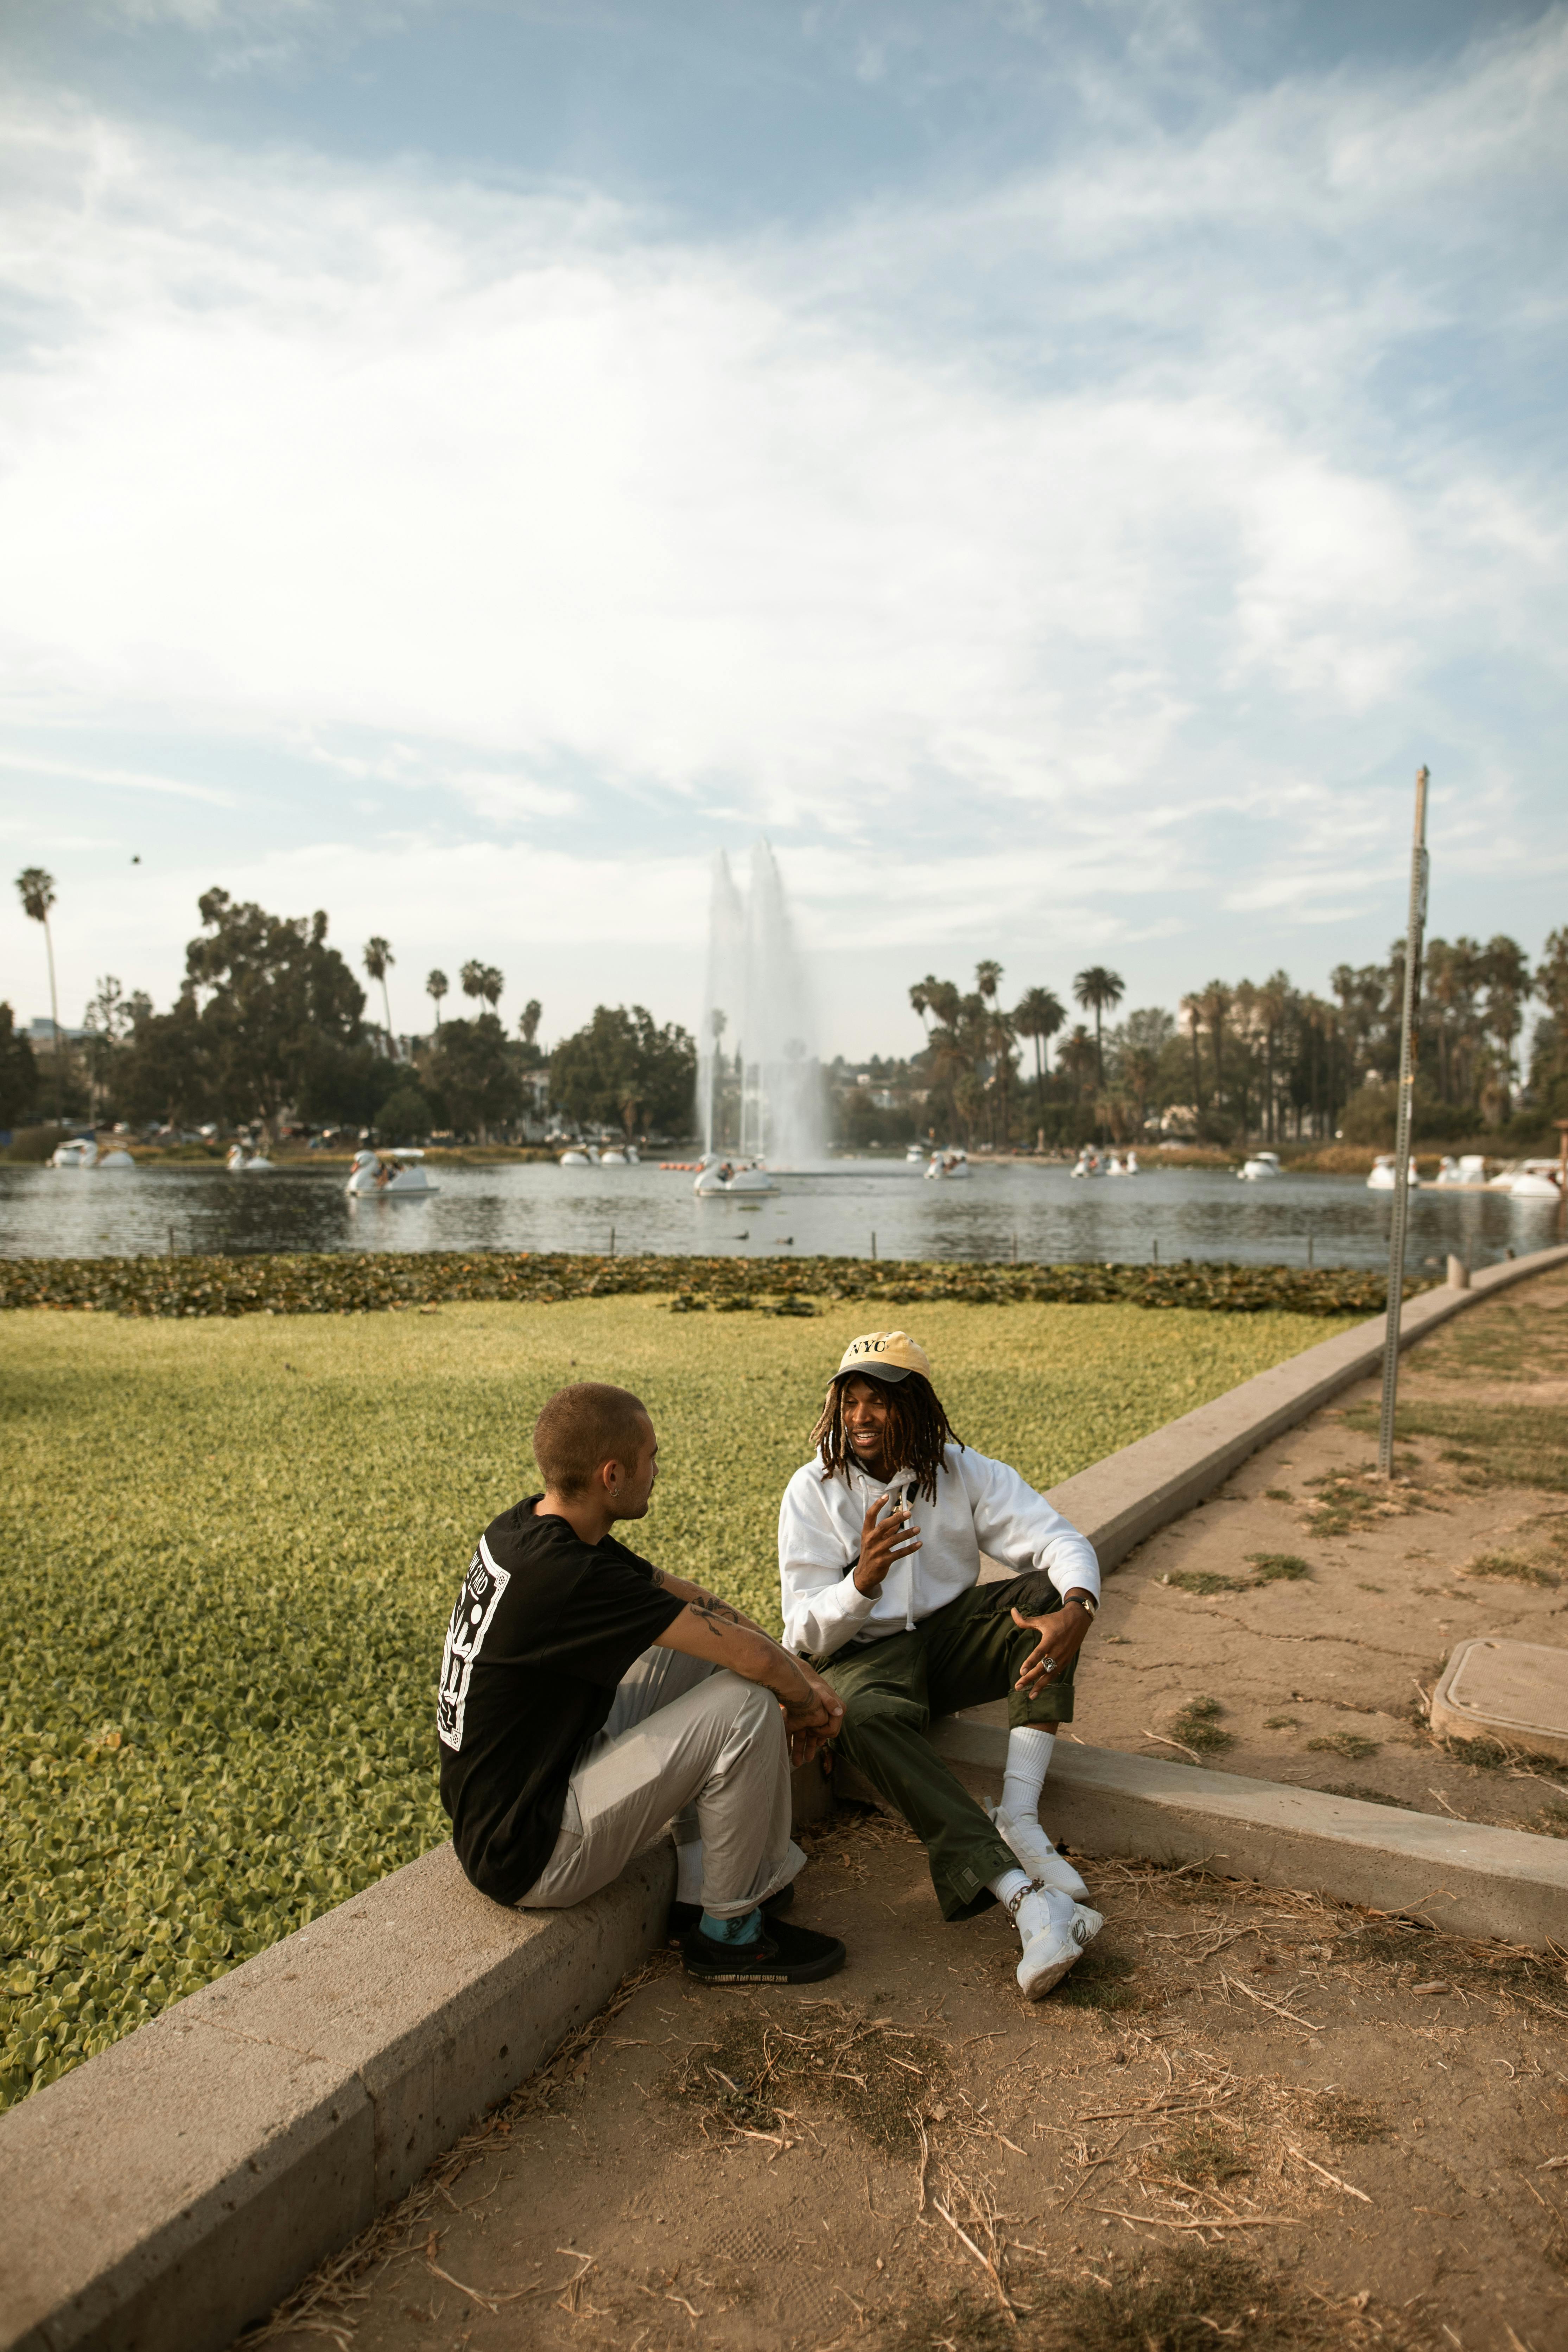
left=654, top=1572, right=753, bottom=1639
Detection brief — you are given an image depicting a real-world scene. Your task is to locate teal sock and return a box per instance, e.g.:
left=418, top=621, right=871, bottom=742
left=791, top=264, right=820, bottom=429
left=699, top=1906, right=762, bottom=1945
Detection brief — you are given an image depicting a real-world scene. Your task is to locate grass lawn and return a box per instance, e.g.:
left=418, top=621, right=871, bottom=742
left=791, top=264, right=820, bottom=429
left=0, top=1294, right=1355, bottom=2107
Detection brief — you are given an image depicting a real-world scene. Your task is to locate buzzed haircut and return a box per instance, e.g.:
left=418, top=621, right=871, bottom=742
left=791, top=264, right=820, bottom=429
left=533, top=1382, right=652, bottom=1497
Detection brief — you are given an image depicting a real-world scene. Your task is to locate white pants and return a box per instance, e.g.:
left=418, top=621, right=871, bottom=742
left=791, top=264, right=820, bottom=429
left=517, top=1645, right=805, bottom=1921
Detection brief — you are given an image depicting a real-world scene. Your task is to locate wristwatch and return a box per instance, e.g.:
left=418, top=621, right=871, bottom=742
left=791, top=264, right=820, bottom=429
left=1064, top=1589, right=1098, bottom=1617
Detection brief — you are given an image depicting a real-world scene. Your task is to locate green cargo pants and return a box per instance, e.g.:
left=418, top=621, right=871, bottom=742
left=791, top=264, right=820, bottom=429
left=810, top=1571, right=1076, bottom=1922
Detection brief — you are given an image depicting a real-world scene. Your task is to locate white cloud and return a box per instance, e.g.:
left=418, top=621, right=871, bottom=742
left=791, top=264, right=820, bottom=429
left=0, top=9, right=1563, bottom=1049
left=0, top=748, right=236, bottom=806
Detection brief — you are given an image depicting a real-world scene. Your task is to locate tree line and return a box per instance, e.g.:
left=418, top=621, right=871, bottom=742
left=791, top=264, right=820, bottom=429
left=7, top=862, right=1562, bottom=1153
left=4, top=874, right=695, bottom=1144
left=892, top=930, right=1567, bottom=1150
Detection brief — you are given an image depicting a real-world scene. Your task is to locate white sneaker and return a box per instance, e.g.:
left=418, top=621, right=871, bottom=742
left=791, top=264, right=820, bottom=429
left=1012, top=1885, right=1089, bottom=2001
left=989, top=1803, right=1090, bottom=1902
left=1071, top=1902, right=1104, bottom=1947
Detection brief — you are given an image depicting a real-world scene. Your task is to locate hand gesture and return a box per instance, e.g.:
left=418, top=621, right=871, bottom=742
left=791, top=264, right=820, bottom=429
left=1011, top=1600, right=1093, bottom=1697
left=852, top=1490, right=922, bottom=1597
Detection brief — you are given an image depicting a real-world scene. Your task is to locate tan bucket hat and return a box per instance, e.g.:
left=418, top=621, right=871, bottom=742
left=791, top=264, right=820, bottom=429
left=834, top=1330, right=932, bottom=1385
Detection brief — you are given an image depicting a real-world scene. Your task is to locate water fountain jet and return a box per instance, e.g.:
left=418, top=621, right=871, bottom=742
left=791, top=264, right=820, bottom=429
left=698, top=844, right=822, bottom=1165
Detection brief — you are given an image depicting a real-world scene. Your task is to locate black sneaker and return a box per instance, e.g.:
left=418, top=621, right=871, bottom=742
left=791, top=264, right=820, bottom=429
left=680, top=1915, right=846, bottom=1985
left=667, top=1882, right=795, bottom=1943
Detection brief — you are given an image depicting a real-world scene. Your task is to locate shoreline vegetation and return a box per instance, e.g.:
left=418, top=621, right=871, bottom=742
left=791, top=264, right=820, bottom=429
left=0, top=1249, right=1416, bottom=1319
left=0, top=1130, right=1529, bottom=1172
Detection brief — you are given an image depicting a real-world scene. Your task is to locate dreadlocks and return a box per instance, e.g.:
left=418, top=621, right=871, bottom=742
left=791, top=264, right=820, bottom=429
left=810, top=1371, right=962, bottom=1505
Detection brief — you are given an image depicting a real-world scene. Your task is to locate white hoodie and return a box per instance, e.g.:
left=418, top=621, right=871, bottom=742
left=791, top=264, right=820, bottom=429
left=778, top=1441, right=1100, bottom=1659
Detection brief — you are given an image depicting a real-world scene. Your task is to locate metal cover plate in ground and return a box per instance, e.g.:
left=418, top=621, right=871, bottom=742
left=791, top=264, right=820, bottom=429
left=1431, top=1638, right=1568, bottom=1766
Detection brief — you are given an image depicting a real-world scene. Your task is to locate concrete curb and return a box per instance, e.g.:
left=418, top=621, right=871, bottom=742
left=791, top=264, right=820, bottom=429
left=4, top=1239, right=1564, bottom=2352
left=926, top=1718, right=1568, bottom=1949
left=0, top=1843, right=673, bottom=2352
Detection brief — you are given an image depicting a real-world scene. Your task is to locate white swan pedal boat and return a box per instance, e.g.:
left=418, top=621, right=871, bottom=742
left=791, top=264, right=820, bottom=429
left=1238, top=1151, right=1282, bottom=1180
left=227, top=1144, right=272, bottom=1172
left=1503, top=1160, right=1563, bottom=1201
left=345, top=1148, right=439, bottom=1197
left=1366, top=1154, right=1419, bottom=1191
left=923, top=1149, right=971, bottom=1180
left=693, top=1158, right=781, bottom=1197
left=50, top=1136, right=133, bottom=1168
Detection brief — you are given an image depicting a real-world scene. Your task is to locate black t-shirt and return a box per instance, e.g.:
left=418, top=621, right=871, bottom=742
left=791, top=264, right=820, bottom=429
left=437, top=1496, right=685, bottom=1904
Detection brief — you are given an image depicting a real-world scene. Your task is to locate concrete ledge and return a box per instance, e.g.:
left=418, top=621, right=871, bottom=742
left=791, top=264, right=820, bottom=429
left=0, top=1841, right=673, bottom=2352
left=925, top=1717, right=1568, bottom=1949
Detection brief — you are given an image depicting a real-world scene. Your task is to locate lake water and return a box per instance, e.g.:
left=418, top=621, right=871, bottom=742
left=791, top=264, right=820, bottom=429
left=0, top=1158, right=1554, bottom=1269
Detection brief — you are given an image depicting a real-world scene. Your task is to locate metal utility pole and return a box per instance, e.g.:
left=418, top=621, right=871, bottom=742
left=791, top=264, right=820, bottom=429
left=1377, top=767, right=1430, bottom=1479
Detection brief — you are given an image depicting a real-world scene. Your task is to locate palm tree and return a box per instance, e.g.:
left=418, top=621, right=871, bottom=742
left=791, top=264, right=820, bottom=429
left=15, top=867, right=61, bottom=1119
left=1179, top=993, right=1205, bottom=1112
left=461, top=960, right=504, bottom=1012
left=426, top=969, right=449, bottom=1029
left=967, top=965, right=1004, bottom=1145
left=1122, top=1045, right=1158, bottom=1133
left=989, top=1001, right=1018, bottom=1147
left=1198, top=980, right=1231, bottom=1109
left=363, top=937, right=395, bottom=1056
left=1013, top=986, right=1066, bottom=1121
left=1058, top=1023, right=1097, bottom=1106
left=1073, top=965, right=1125, bottom=1088
left=518, top=999, right=542, bottom=1047
left=1255, top=971, right=1290, bottom=1141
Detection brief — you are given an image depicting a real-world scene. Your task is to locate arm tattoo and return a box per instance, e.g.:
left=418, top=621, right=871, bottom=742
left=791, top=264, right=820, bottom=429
left=654, top=1572, right=753, bottom=1640
left=688, top=1591, right=750, bottom=1639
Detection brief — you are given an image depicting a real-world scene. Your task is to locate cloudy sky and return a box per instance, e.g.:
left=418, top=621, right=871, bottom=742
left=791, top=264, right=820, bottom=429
left=1, top=0, right=1563, bottom=1059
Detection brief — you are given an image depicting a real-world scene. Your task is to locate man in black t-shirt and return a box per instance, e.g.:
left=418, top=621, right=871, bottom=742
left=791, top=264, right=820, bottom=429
left=439, top=1379, right=850, bottom=1985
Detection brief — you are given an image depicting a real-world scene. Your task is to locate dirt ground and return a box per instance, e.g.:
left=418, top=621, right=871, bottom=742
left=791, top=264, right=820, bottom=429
left=244, top=1269, right=1568, bottom=2352
left=1072, top=1264, right=1568, bottom=1831
left=248, top=1806, right=1568, bottom=2352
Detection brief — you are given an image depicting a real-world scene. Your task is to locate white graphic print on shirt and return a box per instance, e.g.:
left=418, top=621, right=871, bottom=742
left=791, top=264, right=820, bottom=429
left=437, top=1537, right=511, bottom=1752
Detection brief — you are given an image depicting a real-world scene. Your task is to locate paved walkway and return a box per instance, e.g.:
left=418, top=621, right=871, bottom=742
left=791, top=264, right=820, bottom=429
left=1066, top=1262, right=1568, bottom=1837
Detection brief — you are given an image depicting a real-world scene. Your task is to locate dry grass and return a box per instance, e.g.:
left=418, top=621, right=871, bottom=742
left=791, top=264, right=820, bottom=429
left=1417, top=1292, right=1568, bottom=1386
left=1168, top=1698, right=1235, bottom=1756
left=1305, top=1731, right=1380, bottom=1761
left=1312, top=1781, right=1407, bottom=1809
left=1245, top=1552, right=1312, bottom=1583
left=1298, top=1462, right=1433, bottom=1537
left=1455, top=1548, right=1560, bottom=1588
left=663, top=1996, right=946, bottom=2161
left=881, top=2242, right=1389, bottom=2352
left=1166, top=1555, right=1312, bottom=1598
left=1342, top=1400, right=1568, bottom=1491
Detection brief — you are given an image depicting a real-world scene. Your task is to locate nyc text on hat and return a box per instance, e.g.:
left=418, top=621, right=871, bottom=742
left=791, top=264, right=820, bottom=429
left=835, top=1330, right=933, bottom=1385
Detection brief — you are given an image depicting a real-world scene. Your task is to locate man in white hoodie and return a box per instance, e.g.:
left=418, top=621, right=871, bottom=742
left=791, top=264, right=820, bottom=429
left=778, top=1330, right=1102, bottom=1999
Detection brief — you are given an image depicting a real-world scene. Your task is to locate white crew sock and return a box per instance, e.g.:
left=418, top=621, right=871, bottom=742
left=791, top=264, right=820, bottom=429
left=675, top=1838, right=704, bottom=1903
left=986, top=1865, right=1032, bottom=1915
left=1002, top=1725, right=1055, bottom=1822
